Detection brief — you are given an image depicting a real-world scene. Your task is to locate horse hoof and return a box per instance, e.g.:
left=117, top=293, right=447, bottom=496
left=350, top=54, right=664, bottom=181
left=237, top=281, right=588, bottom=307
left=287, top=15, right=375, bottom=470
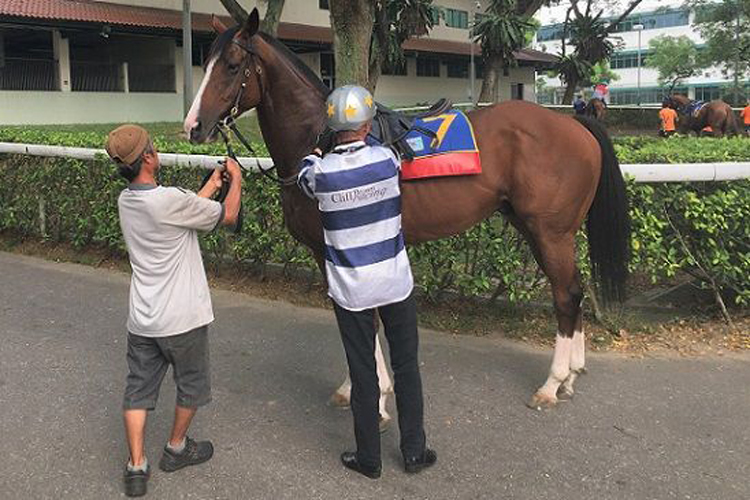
left=329, top=392, right=350, bottom=410
left=557, top=386, right=574, bottom=401
left=379, top=415, right=391, bottom=434
left=526, top=392, right=558, bottom=410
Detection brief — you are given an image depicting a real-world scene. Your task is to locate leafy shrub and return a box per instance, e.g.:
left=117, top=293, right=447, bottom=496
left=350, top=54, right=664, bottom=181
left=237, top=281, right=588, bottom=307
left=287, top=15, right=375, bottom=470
left=0, top=128, right=747, bottom=317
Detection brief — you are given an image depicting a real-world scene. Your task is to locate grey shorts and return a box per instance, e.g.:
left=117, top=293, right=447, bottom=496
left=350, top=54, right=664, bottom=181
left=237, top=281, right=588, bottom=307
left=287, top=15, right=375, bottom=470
left=123, top=325, right=211, bottom=410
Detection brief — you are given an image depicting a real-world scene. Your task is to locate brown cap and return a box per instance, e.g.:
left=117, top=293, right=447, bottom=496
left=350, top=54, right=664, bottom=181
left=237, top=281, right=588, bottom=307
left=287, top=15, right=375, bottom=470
left=105, top=124, right=150, bottom=165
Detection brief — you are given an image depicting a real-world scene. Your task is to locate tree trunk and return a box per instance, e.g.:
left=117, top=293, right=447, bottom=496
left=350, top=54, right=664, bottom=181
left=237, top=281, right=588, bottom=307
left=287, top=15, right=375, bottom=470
left=478, top=57, right=501, bottom=103
left=218, top=0, right=248, bottom=23
left=260, top=0, right=286, bottom=36
left=562, top=81, right=577, bottom=104
left=329, top=0, right=375, bottom=87
left=366, top=3, right=389, bottom=93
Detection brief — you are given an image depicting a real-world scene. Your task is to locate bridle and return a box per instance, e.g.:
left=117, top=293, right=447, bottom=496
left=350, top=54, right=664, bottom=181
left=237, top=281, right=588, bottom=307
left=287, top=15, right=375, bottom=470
left=213, top=38, right=298, bottom=187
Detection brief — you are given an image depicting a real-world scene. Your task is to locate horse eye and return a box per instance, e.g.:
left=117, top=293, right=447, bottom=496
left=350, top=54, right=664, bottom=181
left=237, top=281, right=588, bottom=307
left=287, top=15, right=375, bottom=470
left=227, top=63, right=239, bottom=74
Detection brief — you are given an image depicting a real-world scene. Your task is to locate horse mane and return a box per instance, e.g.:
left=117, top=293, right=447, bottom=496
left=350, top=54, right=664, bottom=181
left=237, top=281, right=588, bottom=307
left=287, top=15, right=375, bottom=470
left=256, top=32, right=330, bottom=97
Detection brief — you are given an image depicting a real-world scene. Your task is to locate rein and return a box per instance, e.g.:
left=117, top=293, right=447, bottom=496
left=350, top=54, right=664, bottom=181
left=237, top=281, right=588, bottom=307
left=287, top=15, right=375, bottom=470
left=215, top=40, right=298, bottom=188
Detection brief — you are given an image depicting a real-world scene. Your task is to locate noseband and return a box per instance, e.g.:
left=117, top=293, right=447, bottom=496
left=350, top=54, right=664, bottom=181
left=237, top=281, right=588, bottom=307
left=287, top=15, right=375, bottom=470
left=215, top=39, right=298, bottom=187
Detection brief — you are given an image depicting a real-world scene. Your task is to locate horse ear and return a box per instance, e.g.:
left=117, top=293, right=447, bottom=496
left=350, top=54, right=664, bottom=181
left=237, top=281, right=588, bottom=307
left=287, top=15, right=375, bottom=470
left=211, top=14, right=228, bottom=34
left=244, top=7, right=260, bottom=36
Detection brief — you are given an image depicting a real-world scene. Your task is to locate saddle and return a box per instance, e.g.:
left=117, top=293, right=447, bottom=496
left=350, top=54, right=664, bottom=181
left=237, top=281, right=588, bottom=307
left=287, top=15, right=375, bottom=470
left=316, top=98, right=453, bottom=160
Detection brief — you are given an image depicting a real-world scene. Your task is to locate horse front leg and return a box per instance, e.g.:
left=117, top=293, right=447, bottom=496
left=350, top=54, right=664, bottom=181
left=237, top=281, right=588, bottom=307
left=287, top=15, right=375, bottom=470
left=330, top=333, right=394, bottom=431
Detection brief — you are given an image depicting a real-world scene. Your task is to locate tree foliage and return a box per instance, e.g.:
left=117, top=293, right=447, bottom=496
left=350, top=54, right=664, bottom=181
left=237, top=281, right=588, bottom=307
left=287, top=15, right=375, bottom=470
left=474, top=0, right=537, bottom=102
left=556, top=0, right=644, bottom=103
left=369, top=0, right=438, bottom=90
left=645, top=35, right=704, bottom=92
left=688, top=0, right=750, bottom=104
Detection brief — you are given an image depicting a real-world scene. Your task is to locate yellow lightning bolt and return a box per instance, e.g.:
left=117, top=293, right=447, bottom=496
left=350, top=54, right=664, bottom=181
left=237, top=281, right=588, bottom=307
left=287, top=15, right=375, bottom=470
left=364, top=95, right=373, bottom=108
left=327, top=103, right=335, bottom=118
left=344, top=104, right=358, bottom=119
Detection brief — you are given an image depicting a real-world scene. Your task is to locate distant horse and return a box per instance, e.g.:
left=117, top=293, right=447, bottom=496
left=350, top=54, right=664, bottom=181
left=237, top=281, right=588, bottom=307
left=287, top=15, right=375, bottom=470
left=665, top=94, right=740, bottom=137
left=584, top=98, right=607, bottom=122
left=184, top=9, right=630, bottom=413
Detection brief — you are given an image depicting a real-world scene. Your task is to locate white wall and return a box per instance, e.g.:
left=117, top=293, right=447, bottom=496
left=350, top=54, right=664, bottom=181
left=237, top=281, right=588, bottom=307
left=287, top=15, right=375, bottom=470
left=374, top=59, right=535, bottom=106
left=0, top=91, right=183, bottom=125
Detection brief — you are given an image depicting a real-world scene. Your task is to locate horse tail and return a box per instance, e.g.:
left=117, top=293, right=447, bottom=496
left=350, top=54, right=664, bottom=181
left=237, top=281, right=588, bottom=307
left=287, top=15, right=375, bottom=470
left=574, top=115, right=631, bottom=305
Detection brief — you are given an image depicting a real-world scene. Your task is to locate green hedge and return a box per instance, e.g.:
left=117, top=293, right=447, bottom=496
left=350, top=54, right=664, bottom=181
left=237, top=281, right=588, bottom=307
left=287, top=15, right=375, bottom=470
left=0, top=129, right=748, bottom=314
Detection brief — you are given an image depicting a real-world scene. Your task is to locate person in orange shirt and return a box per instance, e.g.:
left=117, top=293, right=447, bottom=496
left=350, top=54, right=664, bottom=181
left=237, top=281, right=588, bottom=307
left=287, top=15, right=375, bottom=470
left=741, top=98, right=750, bottom=136
left=658, top=101, right=678, bottom=137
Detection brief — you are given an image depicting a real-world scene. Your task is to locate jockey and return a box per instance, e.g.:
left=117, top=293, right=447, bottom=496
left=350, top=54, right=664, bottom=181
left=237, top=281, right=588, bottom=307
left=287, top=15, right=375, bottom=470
left=573, top=94, right=586, bottom=115
left=297, top=85, right=436, bottom=479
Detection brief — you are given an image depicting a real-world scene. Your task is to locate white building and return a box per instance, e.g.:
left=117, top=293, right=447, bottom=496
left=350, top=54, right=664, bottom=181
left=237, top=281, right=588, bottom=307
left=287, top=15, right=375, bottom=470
left=533, top=0, right=738, bottom=104
left=0, top=0, right=555, bottom=125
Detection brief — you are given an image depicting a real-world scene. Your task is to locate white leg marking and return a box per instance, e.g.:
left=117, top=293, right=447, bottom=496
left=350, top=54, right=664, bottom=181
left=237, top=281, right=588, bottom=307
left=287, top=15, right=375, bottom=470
left=375, top=334, right=393, bottom=426
left=331, top=375, right=351, bottom=408
left=183, top=57, right=217, bottom=136
left=560, top=329, right=585, bottom=398
left=531, top=334, right=572, bottom=407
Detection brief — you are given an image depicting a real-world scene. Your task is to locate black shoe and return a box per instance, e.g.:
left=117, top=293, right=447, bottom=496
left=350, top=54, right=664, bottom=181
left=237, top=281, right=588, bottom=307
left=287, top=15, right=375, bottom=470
left=340, top=451, right=382, bottom=479
left=159, top=436, right=214, bottom=472
left=404, top=448, right=437, bottom=474
left=123, top=464, right=150, bottom=497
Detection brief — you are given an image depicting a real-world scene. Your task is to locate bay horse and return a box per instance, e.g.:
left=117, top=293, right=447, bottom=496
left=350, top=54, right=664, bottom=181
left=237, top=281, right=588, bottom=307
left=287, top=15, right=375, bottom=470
left=584, top=98, right=607, bottom=122
left=665, top=94, right=741, bottom=137
left=184, top=9, right=630, bottom=415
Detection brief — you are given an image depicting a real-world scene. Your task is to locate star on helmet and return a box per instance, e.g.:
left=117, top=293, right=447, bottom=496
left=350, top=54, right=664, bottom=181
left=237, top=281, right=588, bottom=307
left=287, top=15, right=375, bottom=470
left=344, top=104, right=359, bottom=119
left=327, top=103, right=335, bottom=118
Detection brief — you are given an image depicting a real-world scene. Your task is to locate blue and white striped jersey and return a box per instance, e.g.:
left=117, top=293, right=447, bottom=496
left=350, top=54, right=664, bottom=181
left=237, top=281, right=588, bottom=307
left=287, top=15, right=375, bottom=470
left=298, top=141, right=413, bottom=311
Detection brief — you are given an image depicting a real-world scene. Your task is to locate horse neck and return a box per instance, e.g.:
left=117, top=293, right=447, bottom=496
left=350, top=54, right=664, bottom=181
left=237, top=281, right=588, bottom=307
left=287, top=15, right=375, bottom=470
left=253, top=40, right=327, bottom=178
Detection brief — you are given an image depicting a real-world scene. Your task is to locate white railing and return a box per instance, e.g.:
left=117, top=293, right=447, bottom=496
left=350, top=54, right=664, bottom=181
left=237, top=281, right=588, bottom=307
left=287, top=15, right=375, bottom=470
left=1, top=142, right=748, bottom=183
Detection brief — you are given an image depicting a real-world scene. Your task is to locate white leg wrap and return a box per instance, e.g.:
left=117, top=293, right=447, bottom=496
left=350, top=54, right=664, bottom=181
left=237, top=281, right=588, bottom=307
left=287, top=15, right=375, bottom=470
left=375, top=335, right=393, bottom=395
left=569, top=329, right=585, bottom=373
left=536, top=334, right=572, bottom=399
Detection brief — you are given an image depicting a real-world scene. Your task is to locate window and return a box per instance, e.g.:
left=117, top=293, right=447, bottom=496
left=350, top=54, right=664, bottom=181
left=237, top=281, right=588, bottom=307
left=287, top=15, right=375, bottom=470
left=319, top=0, right=329, bottom=10
left=610, top=50, right=649, bottom=69
left=511, top=83, right=524, bottom=100
left=191, top=37, right=213, bottom=67
left=609, top=87, right=686, bottom=105
left=320, top=52, right=335, bottom=89
left=0, top=28, right=56, bottom=91
left=381, top=59, right=407, bottom=76
left=429, top=7, right=441, bottom=25
left=609, top=9, right=689, bottom=33
left=445, top=9, right=468, bottom=29
left=693, top=85, right=721, bottom=101
left=446, top=60, right=468, bottom=78
left=537, top=24, right=565, bottom=42
left=416, top=57, right=440, bottom=77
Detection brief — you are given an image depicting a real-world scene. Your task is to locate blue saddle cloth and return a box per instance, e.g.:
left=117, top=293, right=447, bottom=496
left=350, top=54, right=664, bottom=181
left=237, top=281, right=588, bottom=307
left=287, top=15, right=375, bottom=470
left=685, top=100, right=705, bottom=116
left=402, top=110, right=478, bottom=158
left=399, top=110, right=481, bottom=180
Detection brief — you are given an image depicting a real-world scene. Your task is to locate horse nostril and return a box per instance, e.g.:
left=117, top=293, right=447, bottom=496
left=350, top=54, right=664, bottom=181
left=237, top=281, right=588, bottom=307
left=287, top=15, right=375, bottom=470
left=189, top=122, right=202, bottom=142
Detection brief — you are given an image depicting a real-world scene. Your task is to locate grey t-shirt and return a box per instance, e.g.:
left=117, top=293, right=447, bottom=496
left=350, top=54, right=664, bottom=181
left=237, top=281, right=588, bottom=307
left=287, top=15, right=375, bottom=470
left=118, top=184, right=223, bottom=337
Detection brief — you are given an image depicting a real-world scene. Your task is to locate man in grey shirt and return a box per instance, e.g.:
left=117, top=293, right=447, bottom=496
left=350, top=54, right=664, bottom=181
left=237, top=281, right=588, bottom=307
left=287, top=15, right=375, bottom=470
left=105, top=124, right=242, bottom=497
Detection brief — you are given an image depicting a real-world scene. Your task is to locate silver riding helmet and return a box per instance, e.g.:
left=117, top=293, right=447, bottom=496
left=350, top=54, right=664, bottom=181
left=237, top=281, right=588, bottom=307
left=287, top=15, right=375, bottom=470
left=326, top=85, right=376, bottom=131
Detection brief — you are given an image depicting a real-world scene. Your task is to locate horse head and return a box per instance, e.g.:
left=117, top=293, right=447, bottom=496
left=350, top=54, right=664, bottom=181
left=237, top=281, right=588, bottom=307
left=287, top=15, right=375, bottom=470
left=666, top=94, right=690, bottom=113
left=184, top=8, right=263, bottom=143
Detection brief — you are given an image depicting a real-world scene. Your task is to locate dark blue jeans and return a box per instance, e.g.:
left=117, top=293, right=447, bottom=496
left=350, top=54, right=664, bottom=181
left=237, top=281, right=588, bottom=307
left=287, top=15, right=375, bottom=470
left=333, top=293, right=426, bottom=468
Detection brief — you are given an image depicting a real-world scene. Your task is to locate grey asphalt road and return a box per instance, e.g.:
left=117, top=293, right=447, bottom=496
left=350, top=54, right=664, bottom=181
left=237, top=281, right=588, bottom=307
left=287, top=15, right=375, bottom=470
left=0, top=251, right=748, bottom=500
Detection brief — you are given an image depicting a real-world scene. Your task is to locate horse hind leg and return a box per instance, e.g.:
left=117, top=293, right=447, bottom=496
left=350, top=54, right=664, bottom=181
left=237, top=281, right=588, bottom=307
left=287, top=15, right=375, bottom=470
left=527, top=233, right=585, bottom=410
